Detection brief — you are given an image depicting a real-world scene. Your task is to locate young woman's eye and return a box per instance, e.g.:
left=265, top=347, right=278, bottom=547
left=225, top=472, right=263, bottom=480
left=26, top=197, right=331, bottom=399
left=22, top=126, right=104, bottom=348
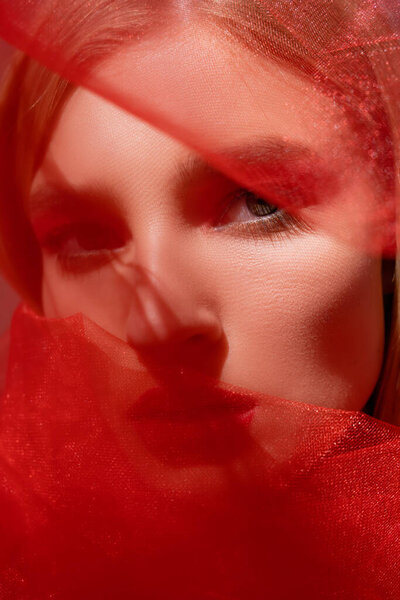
left=216, top=188, right=308, bottom=237
left=39, top=221, right=128, bottom=274
left=220, top=189, right=278, bottom=222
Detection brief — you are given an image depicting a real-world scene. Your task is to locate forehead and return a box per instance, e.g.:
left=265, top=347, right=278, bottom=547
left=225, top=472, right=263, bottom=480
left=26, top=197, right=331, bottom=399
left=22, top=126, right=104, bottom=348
left=32, top=30, right=346, bottom=197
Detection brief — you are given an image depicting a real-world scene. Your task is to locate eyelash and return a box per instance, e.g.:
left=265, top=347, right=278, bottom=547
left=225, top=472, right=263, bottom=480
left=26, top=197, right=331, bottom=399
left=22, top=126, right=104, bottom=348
left=215, top=188, right=309, bottom=240
left=38, top=189, right=309, bottom=275
left=40, top=220, right=128, bottom=275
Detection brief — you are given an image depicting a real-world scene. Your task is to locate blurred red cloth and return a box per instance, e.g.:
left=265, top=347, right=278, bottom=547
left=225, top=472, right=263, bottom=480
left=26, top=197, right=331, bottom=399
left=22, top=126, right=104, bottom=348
left=0, top=304, right=399, bottom=599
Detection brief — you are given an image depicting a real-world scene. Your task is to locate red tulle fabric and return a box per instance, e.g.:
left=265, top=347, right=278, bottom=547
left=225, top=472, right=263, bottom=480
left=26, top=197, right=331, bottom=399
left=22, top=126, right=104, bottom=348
left=0, top=304, right=399, bottom=599
left=0, top=0, right=399, bottom=256
left=0, top=1, right=400, bottom=598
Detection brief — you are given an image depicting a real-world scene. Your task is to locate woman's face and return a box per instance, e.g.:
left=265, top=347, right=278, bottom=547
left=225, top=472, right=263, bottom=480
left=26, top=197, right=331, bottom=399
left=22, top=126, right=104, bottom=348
left=28, top=39, right=384, bottom=412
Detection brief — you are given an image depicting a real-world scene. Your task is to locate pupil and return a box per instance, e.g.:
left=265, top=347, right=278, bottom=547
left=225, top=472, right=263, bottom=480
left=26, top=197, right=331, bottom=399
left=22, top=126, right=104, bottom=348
left=245, top=194, right=277, bottom=217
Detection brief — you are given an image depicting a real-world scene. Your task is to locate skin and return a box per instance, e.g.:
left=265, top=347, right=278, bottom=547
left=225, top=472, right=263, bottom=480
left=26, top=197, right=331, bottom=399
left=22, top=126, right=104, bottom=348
left=27, top=34, right=384, bottom=417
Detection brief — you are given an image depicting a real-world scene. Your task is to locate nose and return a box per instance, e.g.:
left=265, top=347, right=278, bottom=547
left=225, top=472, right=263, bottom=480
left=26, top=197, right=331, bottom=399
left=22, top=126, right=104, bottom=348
left=114, top=231, right=225, bottom=373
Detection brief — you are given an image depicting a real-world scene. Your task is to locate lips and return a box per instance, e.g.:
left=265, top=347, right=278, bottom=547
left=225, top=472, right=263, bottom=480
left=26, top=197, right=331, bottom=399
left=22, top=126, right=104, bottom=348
left=130, top=383, right=256, bottom=423
left=126, top=375, right=256, bottom=466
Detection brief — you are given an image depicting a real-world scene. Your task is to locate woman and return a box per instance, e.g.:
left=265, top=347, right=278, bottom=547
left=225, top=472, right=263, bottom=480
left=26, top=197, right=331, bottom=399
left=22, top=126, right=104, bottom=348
left=0, top=1, right=399, bottom=598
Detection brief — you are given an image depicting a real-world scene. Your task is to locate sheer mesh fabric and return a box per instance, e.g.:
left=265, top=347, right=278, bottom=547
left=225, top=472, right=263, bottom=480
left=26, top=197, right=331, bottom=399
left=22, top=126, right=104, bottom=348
left=0, top=1, right=399, bottom=598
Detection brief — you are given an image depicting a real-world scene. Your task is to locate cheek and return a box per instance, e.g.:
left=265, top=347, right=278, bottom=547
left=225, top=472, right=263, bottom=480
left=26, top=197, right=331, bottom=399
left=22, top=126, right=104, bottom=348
left=214, top=235, right=384, bottom=409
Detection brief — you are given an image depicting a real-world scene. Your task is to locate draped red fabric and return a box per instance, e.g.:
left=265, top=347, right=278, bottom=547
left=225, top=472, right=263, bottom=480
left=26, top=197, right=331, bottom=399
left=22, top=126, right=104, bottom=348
left=0, top=1, right=400, bottom=598
left=0, top=305, right=399, bottom=599
left=0, top=1, right=399, bottom=256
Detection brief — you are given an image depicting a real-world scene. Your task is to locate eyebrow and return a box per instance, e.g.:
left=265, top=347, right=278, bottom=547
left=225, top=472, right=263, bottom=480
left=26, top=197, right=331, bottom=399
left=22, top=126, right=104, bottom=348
left=173, top=136, right=321, bottom=189
left=28, top=136, right=330, bottom=217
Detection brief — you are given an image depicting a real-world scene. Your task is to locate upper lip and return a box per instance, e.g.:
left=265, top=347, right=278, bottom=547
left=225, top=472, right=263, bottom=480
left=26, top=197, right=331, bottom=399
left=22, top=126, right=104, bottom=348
left=128, top=372, right=256, bottom=421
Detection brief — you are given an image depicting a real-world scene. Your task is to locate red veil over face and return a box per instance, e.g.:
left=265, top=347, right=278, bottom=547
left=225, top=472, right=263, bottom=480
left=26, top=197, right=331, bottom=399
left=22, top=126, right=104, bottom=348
left=0, top=1, right=400, bottom=598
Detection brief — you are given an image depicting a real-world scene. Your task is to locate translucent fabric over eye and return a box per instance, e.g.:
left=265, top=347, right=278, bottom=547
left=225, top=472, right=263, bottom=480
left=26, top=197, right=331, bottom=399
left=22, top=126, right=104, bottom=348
left=0, top=1, right=399, bottom=598
left=0, top=0, right=399, bottom=270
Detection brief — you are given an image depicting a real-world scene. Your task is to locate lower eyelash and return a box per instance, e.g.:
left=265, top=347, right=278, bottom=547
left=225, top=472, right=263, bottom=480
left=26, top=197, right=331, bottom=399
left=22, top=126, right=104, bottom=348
left=215, top=210, right=312, bottom=241
left=39, top=221, right=129, bottom=276
left=48, top=248, right=118, bottom=276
